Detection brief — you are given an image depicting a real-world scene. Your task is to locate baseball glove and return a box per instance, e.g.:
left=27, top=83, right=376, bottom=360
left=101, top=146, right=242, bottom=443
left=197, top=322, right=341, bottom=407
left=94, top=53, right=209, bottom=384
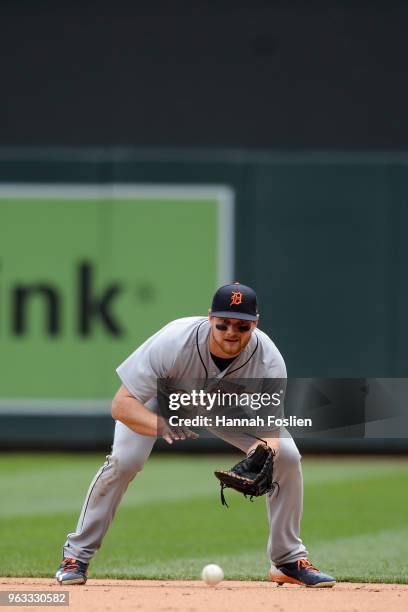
left=214, top=443, right=278, bottom=507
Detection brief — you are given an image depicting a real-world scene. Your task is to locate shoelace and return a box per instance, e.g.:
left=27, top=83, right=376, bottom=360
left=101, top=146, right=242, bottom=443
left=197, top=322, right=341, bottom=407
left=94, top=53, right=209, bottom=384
left=61, top=558, right=87, bottom=573
left=298, top=559, right=319, bottom=573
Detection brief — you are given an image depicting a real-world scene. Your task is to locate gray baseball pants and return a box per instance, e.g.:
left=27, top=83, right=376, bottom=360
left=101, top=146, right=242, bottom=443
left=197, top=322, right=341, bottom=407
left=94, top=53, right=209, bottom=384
left=63, top=421, right=308, bottom=566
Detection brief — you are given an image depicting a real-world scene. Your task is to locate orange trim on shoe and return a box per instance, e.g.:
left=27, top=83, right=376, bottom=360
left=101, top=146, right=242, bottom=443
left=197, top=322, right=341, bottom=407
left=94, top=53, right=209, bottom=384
left=269, top=571, right=303, bottom=586
left=297, top=559, right=319, bottom=572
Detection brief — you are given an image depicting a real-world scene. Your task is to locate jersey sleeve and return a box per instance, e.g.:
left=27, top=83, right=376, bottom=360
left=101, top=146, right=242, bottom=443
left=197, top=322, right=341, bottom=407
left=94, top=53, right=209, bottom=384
left=116, top=326, right=176, bottom=404
left=265, top=349, right=287, bottom=379
left=261, top=339, right=288, bottom=419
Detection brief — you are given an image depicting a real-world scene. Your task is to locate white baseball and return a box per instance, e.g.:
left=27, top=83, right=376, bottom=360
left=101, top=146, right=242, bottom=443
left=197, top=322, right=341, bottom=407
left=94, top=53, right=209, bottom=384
left=201, top=563, right=224, bottom=586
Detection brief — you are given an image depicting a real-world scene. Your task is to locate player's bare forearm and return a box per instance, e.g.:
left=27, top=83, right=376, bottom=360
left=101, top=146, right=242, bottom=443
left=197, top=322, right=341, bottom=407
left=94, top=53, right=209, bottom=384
left=111, top=388, right=158, bottom=436
left=111, top=384, right=199, bottom=444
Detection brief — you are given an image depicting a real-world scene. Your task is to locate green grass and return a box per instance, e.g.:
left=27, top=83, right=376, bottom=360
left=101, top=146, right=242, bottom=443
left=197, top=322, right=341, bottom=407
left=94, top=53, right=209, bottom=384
left=0, top=453, right=407, bottom=583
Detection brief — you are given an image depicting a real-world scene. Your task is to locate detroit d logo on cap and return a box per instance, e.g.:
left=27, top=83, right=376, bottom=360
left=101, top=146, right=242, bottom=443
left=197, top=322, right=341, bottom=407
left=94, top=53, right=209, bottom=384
left=230, top=291, right=243, bottom=306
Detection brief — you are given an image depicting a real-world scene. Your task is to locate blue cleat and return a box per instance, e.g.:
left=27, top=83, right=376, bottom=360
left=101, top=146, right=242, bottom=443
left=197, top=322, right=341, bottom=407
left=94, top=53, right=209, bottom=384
left=269, top=558, right=336, bottom=588
left=55, top=557, right=89, bottom=585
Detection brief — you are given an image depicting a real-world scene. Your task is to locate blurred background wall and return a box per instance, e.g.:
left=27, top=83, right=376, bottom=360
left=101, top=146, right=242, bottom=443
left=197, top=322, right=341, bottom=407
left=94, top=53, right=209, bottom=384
left=2, top=0, right=408, bottom=149
left=1, top=1, right=407, bottom=451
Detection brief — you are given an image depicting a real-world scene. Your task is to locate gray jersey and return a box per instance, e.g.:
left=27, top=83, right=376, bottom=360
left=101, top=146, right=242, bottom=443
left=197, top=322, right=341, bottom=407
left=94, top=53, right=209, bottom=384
left=116, top=316, right=287, bottom=406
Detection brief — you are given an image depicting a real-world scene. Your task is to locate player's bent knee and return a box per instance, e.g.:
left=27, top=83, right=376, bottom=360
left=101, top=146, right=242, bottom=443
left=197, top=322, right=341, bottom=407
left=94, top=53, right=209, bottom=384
left=109, top=454, right=147, bottom=480
left=276, top=440, right=302, bottom=471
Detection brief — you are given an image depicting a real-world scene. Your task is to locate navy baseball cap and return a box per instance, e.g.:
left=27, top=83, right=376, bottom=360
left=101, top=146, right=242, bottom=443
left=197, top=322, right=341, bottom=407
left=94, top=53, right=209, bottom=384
left=211, top=282, right=258, bottom=321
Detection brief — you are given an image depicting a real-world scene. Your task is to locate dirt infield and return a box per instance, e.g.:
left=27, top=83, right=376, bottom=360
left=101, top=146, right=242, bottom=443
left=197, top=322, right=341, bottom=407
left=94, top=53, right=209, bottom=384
left=1, top=578, right=407, bottom=612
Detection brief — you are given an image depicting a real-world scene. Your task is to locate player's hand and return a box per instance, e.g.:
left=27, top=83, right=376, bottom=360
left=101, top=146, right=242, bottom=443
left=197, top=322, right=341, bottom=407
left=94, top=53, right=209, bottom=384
left=247, top=436, right=280, bottom=456
left=157, top=416, right=199, bottom=444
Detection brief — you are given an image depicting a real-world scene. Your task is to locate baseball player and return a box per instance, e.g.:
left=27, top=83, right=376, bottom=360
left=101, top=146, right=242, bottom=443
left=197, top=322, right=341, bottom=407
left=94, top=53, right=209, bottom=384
left=55, top=283, right=336, bottom=587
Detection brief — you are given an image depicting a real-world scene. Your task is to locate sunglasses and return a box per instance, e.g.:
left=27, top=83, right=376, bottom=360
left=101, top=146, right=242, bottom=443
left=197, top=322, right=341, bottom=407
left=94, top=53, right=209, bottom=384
left=215, top=322, right=252, bottom=333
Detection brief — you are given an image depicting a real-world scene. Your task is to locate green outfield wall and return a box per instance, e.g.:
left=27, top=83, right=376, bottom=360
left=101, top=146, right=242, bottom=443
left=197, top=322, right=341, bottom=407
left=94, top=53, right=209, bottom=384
left=0, top=185, right=232, bottom=401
